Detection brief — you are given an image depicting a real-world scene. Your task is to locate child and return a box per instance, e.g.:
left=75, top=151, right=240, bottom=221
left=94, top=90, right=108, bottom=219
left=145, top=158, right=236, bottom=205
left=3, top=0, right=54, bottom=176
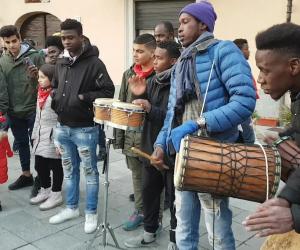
left=114, top=34, right=156, bottom=231
left=29, top=64, right=63, bottom=211
left=124, top=41, right=181, bottom=248
left=0, top=123, right=13, bottom=211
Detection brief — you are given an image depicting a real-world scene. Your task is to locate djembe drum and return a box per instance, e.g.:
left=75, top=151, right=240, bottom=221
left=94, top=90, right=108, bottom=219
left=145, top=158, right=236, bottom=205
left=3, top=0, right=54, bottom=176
left=174, top=136, right=281, bottom=203
left=273, top=136, right=300, bottom=182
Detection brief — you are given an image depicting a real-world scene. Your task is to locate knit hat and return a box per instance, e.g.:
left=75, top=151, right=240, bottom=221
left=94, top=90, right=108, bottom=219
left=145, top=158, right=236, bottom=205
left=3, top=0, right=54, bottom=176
left=39, top=64, right=55, bottom=81
left=180, top=1, right=217, bottom=32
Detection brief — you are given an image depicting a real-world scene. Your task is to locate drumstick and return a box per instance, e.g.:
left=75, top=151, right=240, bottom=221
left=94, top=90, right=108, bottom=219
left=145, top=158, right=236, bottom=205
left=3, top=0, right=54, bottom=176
left=131, top=147, right=169, bottom=170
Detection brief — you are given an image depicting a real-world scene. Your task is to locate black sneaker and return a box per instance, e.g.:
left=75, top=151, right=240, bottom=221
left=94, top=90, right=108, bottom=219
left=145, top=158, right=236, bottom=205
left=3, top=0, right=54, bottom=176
left=30, top=176, right=41, bottom=198
left=8, top=175, right=34, bottom=190
left=129, top=193, right=135, bottom=202
left=0, top=201, right=2, bottom=211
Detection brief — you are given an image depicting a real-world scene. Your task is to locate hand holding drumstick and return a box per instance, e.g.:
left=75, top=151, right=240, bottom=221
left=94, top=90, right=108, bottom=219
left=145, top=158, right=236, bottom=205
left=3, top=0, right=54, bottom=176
left=131, top=147, right=169, bottom=171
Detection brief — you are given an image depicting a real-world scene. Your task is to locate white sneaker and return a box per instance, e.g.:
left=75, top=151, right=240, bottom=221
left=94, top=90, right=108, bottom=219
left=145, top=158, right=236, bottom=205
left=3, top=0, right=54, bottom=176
left=84, top=213, right=98, bottom=234
left=39, top=191, right=63, bottom=211
left=49, top=208, right=80, bottom=224
left=30, top=187, right=51, bottom=205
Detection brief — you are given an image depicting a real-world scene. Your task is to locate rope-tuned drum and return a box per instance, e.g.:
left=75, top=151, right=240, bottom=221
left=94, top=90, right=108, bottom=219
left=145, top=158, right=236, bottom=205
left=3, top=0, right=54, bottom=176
left=174, top=136, right=281, bottom=203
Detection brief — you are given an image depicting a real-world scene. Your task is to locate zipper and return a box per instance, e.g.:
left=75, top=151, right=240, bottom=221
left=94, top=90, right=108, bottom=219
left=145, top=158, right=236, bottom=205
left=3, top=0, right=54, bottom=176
left=34, top=108, right=42, bottom=154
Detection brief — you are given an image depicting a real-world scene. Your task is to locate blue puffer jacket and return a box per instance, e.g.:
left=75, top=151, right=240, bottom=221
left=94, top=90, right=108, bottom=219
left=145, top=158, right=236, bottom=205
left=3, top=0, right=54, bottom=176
left=155, top=39, right=256, bottom=151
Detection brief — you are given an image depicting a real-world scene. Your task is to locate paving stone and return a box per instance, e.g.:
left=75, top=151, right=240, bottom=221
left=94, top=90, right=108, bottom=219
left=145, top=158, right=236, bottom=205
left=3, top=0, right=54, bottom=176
left=0, top=210, right=62, bottom=242
left=231, top=205, right=245, bottom=218
left=232, top=221, right=256, bottom=242
left=237, top=243, right=255, bottom=250
left=33, top=231, right=82, bottom=250
left=232, top=209, right=253, bottom=225
left=14, top=244, right=40, bottom=250
left=0, top=227, right=28, bottom=250
left=244, top=235, right=265, bottom=249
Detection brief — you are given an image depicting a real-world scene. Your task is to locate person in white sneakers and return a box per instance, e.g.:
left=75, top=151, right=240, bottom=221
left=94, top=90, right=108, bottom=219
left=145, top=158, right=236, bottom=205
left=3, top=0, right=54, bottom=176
left=30, top=64, right=63, bottom=210
left=48, top=19, right=114, bottom=234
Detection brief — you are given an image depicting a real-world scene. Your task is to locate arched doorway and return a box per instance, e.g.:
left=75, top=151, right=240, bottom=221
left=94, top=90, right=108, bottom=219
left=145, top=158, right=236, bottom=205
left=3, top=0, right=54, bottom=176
left=16, top=12, right=61, bottom=49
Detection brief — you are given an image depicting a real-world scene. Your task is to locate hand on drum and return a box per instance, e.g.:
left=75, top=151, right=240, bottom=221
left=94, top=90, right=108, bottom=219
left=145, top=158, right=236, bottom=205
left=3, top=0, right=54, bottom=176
left=151, top=147, right=168, bottom=171
left=243, top=198, right=294, bottom=237
left=170, top=120, right=199, bottom=152
left=132, top=99, right=151, bottom=113
left=263, top=133, right=279, bottom=145
left=128, top=75, right=147, bottom=96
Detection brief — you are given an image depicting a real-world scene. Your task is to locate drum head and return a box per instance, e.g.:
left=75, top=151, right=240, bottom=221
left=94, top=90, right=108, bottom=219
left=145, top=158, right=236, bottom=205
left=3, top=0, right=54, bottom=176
left=112, top=101, right=144, bottom=112
left=174, top=136, right=188, bottom=190
left=94, top=98, right=118, bottom=106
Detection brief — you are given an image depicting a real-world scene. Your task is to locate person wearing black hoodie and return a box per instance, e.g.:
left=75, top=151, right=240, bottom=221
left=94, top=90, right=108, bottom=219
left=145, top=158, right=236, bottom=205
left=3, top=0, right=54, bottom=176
left=49, top=19, right=114, bottom=234
left=124, top=41, right=181, bottom=249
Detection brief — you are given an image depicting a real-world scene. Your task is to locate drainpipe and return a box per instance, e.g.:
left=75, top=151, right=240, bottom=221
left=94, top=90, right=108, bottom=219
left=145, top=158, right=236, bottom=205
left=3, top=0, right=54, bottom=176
left=287, top=0, right=293, bottom=22
left=279, top=0, right=293, bottom=118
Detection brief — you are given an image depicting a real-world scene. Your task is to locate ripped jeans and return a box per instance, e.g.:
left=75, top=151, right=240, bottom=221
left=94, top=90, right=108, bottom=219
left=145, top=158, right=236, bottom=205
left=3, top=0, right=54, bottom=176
left=175, top=190, right=235, bottom=250
left=54, top=123, right=99, bottom=214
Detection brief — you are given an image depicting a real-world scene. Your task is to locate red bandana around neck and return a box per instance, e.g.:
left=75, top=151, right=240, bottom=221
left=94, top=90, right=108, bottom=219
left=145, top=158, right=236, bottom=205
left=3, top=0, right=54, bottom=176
left=38, top=86, right=52, bottom=109
left=133, top=64, right=154, bottom=79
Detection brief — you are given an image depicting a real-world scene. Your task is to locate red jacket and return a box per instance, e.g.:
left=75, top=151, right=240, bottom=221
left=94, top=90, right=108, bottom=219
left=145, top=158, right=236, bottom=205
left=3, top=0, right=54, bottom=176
left=0, top=136, right=13, bottom=184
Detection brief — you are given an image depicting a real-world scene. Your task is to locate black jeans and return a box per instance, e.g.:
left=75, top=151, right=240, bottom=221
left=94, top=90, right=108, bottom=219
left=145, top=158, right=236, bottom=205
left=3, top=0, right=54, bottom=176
left=8, top=113, right=35, bottom=172
left=34, top=155, right=63, bottom=192
left=142, top=163, right=177, bottom=235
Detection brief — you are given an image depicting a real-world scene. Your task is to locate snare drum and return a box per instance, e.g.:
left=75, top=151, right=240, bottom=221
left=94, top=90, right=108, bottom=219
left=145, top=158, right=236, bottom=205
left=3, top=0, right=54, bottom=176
left=109, top=102, right=145, bottom=131
left=174, top=136, right=281, bottom=203
left=93, top=98, right=117, bottom=124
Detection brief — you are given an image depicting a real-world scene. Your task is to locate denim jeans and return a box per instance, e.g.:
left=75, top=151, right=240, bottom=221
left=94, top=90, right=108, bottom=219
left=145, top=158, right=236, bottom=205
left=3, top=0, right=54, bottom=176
left=8, top=113, right=36, bottom=172
left=54, top=123, right=99, bottom=214
left=175, top=190, right=235, bottom=250
left=240, top=117, right=255, bottom=143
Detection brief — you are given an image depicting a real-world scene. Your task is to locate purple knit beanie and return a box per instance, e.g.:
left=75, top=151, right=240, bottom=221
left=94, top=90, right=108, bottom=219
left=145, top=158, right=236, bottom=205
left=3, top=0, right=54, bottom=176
left=180, top=1, right=217, bottom=32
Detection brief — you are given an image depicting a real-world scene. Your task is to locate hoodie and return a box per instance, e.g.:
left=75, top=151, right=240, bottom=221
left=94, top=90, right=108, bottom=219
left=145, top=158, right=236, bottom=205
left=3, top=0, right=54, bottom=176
left=51, top=42, right=115, bottom=127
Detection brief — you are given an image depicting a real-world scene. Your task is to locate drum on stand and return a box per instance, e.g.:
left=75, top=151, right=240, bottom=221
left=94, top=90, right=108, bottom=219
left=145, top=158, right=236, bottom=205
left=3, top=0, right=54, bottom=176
left=93, top=98, right=118, bottom=124
left=109, top=101, right=145, bottom=131
left=174, top=136, right=281, bottom=203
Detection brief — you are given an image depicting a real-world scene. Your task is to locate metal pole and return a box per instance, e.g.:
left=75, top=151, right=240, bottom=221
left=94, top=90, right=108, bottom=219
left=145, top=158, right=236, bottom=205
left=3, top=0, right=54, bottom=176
left=281, top=0, right=293, bottom=109
left=286, top=0, right=293, bottom=23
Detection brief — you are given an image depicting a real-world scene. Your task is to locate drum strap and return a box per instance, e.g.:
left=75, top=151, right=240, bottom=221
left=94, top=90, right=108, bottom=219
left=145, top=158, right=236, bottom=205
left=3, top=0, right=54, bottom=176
left=256, top=142, right=270, bottom=200
left=273, top=136, right=291, bottom=147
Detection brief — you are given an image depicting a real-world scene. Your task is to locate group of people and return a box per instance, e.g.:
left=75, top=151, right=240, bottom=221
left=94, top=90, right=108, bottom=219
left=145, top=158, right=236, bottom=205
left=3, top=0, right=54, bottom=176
left=0, top=19, right=114, bottom=234
left=0, top=1, right=300, bottom=249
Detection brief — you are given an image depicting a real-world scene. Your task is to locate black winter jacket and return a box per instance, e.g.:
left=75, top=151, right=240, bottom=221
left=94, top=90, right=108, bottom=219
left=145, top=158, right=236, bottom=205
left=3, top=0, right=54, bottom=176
left=278, top=92, right=300, bottom=233
left=279, top=169, right=300, bottom=233
left=51, top=43, right=114, bottom=127
left=141, top=68, right=174, bottom=167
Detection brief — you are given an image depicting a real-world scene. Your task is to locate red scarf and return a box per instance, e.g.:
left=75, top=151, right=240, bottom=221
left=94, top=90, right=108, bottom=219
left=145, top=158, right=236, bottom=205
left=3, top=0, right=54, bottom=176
left=38, top=86, right=52, bottom=109
left=133, top=64, right=154, bottom=79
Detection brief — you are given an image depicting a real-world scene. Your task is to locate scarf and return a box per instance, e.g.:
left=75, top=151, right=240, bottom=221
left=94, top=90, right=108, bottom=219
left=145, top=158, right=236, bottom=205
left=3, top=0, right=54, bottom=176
left=133, top=64, right=154, bottom=78
left=174, top=31, right=217, bottom=115
left=38, top=86, right=52, bottom=109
